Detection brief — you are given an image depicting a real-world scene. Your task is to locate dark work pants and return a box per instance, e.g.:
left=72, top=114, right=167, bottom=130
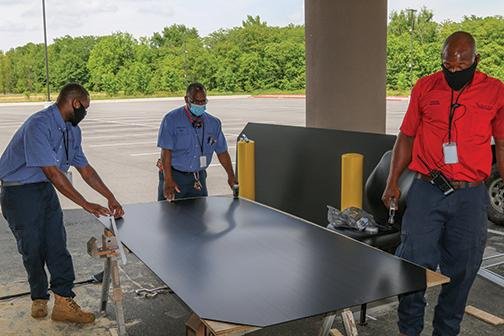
left=158, top=169, right=208, bottom=201
left=396, top=179, right=488, bottom=336
left=0, top=182, right=76, bottom=300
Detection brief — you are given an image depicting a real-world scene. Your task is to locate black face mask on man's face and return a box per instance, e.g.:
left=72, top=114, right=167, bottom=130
left=71, top=104, right=87, bottom=126
left=441, top=61, right=477, bottom=91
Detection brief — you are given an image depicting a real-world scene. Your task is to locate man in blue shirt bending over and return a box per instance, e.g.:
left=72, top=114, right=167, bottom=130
left=0, top=83, right=124, bottom=324
left=157, top=82, right=236, bottom=200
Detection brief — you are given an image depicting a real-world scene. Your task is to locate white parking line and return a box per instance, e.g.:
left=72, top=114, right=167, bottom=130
left=129, top=146, right=236, bottom=158
left=0, top=125, right=21, bottom=129
left=82, top=118, right=163, bottom=125
left=208, top=162, right=236, bottom=167
left=81, top=126, right=156, bottom=132
left=221, top=119, right=246, bottom=123
left=84, top=133, right=158, bottom=140
left=0, top=121, right=23, bottom=125
left=130, top=152, right=160, bottom=157
left=82, top=127, right=157, bottom=135
left=87, top=116, right=163, bottom=120
left=488, top=229, right=504, bottom=236
left=85, top=118, right=158, bottom=129
left=83, top=131, right=239, bottom=142
left=89, top=141, right=156, bottom=148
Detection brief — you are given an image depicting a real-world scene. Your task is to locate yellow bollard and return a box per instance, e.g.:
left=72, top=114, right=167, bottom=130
left=341, top=153, right=364, bottom=210
left=237, top=139, right=255, bottom=200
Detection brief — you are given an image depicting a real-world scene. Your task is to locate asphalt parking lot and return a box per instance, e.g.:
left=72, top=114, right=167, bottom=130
left=0, top=96, right=408, bottom=209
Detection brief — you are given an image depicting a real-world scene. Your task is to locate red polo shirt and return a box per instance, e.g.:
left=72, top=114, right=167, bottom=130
left=400, top=71, right=504, bottom=182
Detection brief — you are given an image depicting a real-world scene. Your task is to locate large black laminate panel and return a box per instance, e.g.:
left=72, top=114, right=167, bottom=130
left=98, top=196, right=426, bottom=327
left=238, top=123, right=396, bottom=226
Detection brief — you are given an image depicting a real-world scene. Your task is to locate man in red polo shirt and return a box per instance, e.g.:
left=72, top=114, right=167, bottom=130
left=383, top=31, right=504, bottom=336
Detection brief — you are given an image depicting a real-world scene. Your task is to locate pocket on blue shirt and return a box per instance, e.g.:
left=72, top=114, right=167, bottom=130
left=204, top=133, right=218, bottom=154
left=174, top=127, right=192, bottom=150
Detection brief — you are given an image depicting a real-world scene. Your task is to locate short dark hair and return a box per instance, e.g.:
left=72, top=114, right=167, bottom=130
left=56, top=83, right=89, bottom=104
left=186, top=82, right=206, bottom=97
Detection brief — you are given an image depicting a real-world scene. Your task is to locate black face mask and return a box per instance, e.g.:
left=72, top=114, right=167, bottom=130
left=71, top=104, right=87, bottom=126
left=441, top=61, right=477, bottom=91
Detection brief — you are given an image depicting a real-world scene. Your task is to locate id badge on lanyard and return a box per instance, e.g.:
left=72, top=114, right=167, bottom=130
left=200, top=155, right=207, bottom=168
left=443, top=142, right=459, bottom=164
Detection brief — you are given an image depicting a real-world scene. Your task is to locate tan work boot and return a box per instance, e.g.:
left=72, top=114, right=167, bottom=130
left=51, top=294, right=95, bottom=324
left=31, top=299, right=48, bottom=318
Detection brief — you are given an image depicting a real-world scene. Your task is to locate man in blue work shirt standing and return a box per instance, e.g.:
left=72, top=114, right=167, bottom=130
left=157, top=82, right=236, bottom=200
left=0, top=83, right=124, bottom=323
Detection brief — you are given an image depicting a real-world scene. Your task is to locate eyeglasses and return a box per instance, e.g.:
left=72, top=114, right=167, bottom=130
left=189, top=98, right=208, bottom=105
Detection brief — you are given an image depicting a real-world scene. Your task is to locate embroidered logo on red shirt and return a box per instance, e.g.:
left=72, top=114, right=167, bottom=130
left=476, top=102, right=493, bottom=110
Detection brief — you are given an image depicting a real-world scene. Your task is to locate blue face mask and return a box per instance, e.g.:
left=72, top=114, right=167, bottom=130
left=189, top=103, right=206, bottom=117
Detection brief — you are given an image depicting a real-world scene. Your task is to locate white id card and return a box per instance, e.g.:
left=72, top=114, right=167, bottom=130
left=443, top=142, right=459, bottom=164
left=200, top=155, right=207, bottom=168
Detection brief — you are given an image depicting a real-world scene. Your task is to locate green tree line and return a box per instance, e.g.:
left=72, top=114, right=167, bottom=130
left=387, top=8, right=504, bottom=92
left=0, top=11, right=502, bottom=98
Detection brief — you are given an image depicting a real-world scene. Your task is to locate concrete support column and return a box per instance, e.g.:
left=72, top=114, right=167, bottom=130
left=305, top=0, right=387, bottom=134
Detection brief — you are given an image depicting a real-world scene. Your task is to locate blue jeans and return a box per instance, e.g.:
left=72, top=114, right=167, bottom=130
left=158, top=169, right=208, bottom=201
left=0, top=182, right=76, bottom=300
left=396, top=179, right=488, bottom=336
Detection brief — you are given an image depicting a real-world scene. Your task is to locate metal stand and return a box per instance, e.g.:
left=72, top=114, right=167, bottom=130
left=88, top=224, right=128, bottom=336
left=478, top=253, right=504, bottom=288
left=359, top=303, right=367, bottom=326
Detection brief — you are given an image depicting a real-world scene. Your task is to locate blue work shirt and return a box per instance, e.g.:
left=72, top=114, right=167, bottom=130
left=0, top=104, right=88, bottom=184
left=157, top=106, right=228, bottom=172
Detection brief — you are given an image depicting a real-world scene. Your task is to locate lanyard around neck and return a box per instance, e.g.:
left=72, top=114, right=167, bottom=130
left=184, top=106, right=205, bottom=155
left=62, top=127, right=69, bottom=165
left=448, top=84, right=469, bottom=143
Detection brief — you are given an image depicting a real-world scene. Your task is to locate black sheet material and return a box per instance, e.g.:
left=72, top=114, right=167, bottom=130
left=98, top=196, right=426, bottom=327
left=238, top=123, right=397, bottom=227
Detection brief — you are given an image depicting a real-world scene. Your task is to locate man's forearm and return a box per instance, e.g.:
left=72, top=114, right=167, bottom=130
left=217, top=151, right=235, bottom=178
left=42, top=166, right=88, bottom=207
left=388, top=132, right=414, bottom=185
left=161, top=149, right=173, bottom=181
left=79, top=165, right=115, bottom=200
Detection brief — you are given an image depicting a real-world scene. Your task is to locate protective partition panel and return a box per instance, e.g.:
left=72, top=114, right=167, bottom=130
left=98, top=197, right=426, bottom=327
left=238, top=123, right=397, bottom=226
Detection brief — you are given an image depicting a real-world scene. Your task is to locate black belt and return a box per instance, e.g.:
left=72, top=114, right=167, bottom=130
left=171, top=167, right=205, bottom=175
left=415, top=173, right=483, bottom=189
left=0, top=180, right=24, bottom=187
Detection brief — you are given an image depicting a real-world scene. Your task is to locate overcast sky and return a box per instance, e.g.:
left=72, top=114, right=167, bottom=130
left=0, top=0, right=502, bottom=51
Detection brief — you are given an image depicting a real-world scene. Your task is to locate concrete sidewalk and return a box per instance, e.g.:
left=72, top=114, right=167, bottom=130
left=0, top=210, right=503, bottom=336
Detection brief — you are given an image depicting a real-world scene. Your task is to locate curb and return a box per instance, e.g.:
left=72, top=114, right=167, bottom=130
left=253, top=95, right=306, bottom=99
left=0, top=95, right=252, bottom=107
left=253, top=95, right=410, bottom=101
left=386, top=96, right=410, bottom=101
